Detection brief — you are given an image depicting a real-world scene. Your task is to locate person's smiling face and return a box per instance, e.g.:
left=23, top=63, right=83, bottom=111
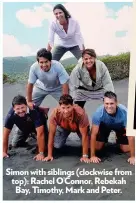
left=38, top=57, right=51, bottom=72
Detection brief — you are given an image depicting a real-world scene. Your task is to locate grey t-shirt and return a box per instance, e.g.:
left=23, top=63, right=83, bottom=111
left=28, top=60, right=69, bottom=91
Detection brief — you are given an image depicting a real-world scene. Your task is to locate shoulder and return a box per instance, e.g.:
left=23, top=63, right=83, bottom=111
left=49, top=20, right=57, bottom=29
left=118, top=104, right=127, bottom=114
left=69, top=17, right=78, bottom=25
left=73, top=104, right=87, bottom=117
left=93, top=105, right=104, bottom=118
left=50, top=107, right=60, bottom=120
left=51, top=60, right=64, bottom=70
left=30, top=61, right=39, bottom=70
left=5, top=107, right=15, bottom=120
left=96, top=59, right=107, bottom=70
left=29, top=106, right=42, bottom=117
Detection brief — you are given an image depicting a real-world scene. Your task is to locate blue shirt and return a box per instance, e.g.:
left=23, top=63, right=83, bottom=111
left=4, top=106, right=46, bottom=134
left=28, top=60, right=69, bottom=91
left=92, top=104, right=127, bottom=130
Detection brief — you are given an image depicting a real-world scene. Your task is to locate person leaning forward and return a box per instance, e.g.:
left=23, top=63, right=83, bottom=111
left=43, top=94, right=90, bottom=163
left=47, top=4, right=84, bottom=61
left=26, top=48, right=69, bottom=109
left=69, top=49, right=114, bottom=108
left=3, top=95, right=49, bottom=161
left=90, top=91, right=135, bottom=165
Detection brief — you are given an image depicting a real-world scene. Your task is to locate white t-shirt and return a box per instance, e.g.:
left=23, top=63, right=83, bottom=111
left=48, top=17, right=84, bottom=50
left=28, top=60, right=69, bottom=91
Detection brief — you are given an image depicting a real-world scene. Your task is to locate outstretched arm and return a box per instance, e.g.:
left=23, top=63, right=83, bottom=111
left=33, top=125, right=45, bottom=161
left=3, top=127, right=11, bottom=158
left=79, top=126, right=90, bottom=163
left=43, top=123, right=56, bottom=161
left=90, top=124, right=101, bottom=163
left=127, top=136, right=135, bottom=165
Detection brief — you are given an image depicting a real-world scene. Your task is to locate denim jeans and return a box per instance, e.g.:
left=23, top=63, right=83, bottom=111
left=52, top=45, right=82, bottom=61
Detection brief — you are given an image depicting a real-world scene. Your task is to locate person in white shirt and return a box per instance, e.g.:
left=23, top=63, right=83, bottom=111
left=47, top=4, right=85, bottom=61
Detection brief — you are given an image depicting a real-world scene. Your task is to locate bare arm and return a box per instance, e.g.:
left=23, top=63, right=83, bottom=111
left=79, top=126, right=88, bottom=156
left=90, top=124, right=99, bottom=157
left=62, top=83, right=69, bottom=95
left=47, top=123, right=56, bottom=157
left=128, top=136, right=135, bottom=157
left=26, top=83, right=33, bottom=102
left=26, top=83, right=34, bottom=109
left=36, top=125, right=45, bottom=153
left=3, top=127, right=11, bottom=156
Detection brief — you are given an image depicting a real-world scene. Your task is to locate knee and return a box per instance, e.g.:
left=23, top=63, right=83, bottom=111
left=11, top=141, right=18, bottom=148
left=120, top=144, right=129, bottom=153
left=54, top=142, right=63, bottom=149
left=95, top=142, right=105, bottom=151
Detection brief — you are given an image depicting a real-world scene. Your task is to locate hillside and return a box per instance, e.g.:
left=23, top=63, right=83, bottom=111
left=3, top=56, right=77, bottom=75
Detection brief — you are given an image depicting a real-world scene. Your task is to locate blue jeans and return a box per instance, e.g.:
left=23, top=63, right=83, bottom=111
left=52, top=45, right=82, bottom=61
left=54, top=126, right=90, bottom=148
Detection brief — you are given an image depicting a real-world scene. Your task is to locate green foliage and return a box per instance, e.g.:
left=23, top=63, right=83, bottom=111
left=65, top=64, right=76, bottom=75
left=3, top=52, right=130, bottom=84
left=3, top=73, right=28, bottom=84
left=99, top=52, right=130, bottom=80
left=64, top=52, right=130, bottom=80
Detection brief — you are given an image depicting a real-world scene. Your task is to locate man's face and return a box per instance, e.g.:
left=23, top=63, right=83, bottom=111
left=13, top=104, right=27, bottom=117
left=38, top=57, right=51, bottom=72
left=59, top=104, right=73, bottom=118
left=104, top=97, right=117, bottom=115
left=82, top=54, right=95, bottom=70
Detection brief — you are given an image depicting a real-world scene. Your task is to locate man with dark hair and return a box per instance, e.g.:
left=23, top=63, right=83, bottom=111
left=27, top=48, right=69, bottom=109
left=43, top=94, right=90, bottom=163
left=3, top=95, right=49, bottom=161
left=90, top=91, right=135, bottom=165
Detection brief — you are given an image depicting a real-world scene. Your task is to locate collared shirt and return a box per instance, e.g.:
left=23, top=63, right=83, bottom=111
left=50, top=104, right=89, bottom=132
left=4, top=106, right=46, bottom=134
left=48, top=17, right=84, bottom=50
left=92, top=104, right=127, bottom=130
left=28, top=60, right=69, bottom=91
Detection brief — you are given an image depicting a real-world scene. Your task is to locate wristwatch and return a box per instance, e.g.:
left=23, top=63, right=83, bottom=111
left=82, top=154, right=88, bottom=158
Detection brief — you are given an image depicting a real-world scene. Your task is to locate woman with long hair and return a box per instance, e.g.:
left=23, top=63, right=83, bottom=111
left=47, top=4, right=85, bottom=61
left=69, top=49, right=114, bottom=108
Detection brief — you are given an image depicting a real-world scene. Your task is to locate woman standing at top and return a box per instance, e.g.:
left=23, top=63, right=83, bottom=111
left=47, top=4, right=85, bottom=61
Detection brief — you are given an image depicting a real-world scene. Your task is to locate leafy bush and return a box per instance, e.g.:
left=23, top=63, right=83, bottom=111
left=3, top=52, right=130, bottom=84
left=64, top=52, right=130, bottom=80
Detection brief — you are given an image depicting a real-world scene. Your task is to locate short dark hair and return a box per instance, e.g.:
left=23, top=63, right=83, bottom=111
left=12, top=95, right=27, bottom=107
left=59, top=94, right=73, bottom=105
left=36, top=48, right=52, bottom=62
left=53, top=4, right=71, bottom=20
left=82, top=49, right=97, bottom=58
left=104, top=91, right=117, bottom=102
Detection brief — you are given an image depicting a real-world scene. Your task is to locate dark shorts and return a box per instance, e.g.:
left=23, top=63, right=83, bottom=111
left=96, top=123, right=128, bottom=145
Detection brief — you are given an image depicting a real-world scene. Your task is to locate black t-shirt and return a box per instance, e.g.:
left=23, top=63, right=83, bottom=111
left=4, top=106, right=46, bottom=134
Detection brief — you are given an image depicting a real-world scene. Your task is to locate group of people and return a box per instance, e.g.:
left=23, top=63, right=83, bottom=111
left=3, top=4, right=135, bottom=165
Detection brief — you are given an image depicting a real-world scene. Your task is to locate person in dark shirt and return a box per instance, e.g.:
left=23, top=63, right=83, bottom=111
left=3, top=95, right=49, bottom=161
